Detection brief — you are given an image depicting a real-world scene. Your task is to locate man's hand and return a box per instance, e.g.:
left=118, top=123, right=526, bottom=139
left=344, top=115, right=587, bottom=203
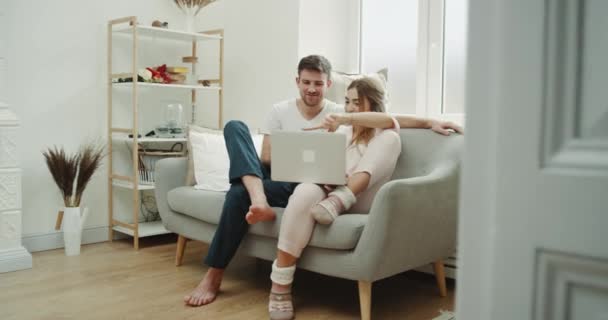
left=429, top=120, right=463, bottom=136
left=303, top=113, right=349, bottom=132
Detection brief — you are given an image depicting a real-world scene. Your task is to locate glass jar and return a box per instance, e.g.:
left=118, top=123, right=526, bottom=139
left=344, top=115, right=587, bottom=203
left=165, top=103, right=184, bottom=137
left=156, top=103, right=184, bottom=138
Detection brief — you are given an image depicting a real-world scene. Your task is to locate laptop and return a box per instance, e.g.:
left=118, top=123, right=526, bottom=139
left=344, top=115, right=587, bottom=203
left=271, top=130, right=347, bottom=185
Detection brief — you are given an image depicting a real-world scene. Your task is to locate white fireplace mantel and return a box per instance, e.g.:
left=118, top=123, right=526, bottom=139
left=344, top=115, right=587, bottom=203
left=0, top=102, right=32, bottom=273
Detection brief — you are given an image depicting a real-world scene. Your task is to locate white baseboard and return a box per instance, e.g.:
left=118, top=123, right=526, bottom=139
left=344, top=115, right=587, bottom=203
left=0, top=246, right=32, bottom=273
left=415, top=256, right=458, bottom=279
left=22, top=226, right=126, bottom=253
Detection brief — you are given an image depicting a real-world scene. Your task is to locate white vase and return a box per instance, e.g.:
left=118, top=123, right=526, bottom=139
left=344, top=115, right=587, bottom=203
left=183, top=7, right=199, bottom=33
left=62, top=207, right=88, bottom=256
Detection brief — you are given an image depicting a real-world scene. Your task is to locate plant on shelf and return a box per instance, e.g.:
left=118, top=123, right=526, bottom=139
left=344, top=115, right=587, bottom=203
left=174, top=0, right=220, bottom=32
left=43, top=142, right=105, bottom=256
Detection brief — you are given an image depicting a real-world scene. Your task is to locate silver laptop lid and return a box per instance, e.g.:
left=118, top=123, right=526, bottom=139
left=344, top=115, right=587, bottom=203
left=271, top=131, right=347, bottom=185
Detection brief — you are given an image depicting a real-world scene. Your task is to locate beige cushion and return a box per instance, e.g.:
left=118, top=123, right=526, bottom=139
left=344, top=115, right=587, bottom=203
left=326, top=68, right=389, bottom=107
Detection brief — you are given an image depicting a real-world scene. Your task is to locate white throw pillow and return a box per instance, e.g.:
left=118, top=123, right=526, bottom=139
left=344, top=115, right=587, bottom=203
left=190, top=129, right=263, bottom=192
left=326, top=68, right=390, bottom=110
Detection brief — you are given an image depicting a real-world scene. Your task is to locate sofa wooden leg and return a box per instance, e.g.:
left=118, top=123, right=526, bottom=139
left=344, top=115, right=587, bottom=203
left=433, top=260, right=448, bottom=297
left=176, top=235, right=188, bottom=266
left=358, top=280, right=372, bottom=320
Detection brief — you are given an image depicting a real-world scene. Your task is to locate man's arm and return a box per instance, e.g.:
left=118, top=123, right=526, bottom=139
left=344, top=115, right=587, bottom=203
left=260, top=134, right=271, bottom=165
left=260, top=103, right=281, bottom=165
left=395, top=115, right=463, bottom=136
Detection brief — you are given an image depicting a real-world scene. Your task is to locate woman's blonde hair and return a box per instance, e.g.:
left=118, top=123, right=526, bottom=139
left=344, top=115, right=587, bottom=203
left=347, top=77, right=386, bottom=145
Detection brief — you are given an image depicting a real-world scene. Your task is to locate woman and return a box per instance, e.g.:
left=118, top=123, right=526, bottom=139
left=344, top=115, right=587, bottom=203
left=265, top=77, right=402, bottom=320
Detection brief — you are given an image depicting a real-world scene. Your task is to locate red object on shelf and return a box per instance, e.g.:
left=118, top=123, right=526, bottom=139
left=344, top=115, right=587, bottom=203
left=146, top=64, right=172, bottom=84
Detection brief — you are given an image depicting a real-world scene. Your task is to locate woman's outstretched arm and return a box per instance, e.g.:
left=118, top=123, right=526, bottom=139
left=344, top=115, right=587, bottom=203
left=394, top=114, right=463, bottom=135
left=304, top=112, right=396, bottom=131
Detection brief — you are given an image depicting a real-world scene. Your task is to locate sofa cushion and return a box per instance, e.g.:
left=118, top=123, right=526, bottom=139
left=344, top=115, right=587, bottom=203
left=249, top=211, right=367, bottom=251
left=168, top=187, right=227, bottom=225
left=184, top=125, right=263, bottom=190
left=185, top=125, right=223, bottom=186
left=167, top=186, right=367, bottom=250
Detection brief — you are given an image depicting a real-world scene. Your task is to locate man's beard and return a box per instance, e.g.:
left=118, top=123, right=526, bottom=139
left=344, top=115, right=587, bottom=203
left=302, top=93, right=321, bottom=107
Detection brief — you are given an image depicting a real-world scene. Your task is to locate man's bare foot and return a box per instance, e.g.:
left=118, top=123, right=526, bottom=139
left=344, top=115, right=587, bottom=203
left=245, top=204, right=276, bottom=224
left=184, top=268, right=224, bottom=307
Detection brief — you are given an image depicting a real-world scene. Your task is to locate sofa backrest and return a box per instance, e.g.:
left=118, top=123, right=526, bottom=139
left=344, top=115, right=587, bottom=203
left=391, top=129, right=464, bottom=180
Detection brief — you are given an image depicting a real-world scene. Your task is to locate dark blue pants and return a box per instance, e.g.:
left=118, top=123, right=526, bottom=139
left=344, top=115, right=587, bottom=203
left=204, top=120, right=297, bottom=268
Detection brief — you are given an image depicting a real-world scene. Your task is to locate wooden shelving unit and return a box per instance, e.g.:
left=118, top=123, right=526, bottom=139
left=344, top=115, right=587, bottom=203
left=107, top=16, right=224, bottom=249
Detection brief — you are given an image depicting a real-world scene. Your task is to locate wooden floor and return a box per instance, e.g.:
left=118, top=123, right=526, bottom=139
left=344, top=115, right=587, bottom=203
left=0, top=235, right=454, bottom=320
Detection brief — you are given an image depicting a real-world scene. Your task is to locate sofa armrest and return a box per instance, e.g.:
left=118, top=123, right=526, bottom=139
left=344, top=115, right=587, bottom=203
left=154, top=157, right=188, bottom=222
left=353, top=163, right=460, bottom=281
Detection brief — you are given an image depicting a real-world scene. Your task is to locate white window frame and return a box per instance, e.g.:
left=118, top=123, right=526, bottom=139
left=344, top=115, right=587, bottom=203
left=416, top=0, right=466, bottom=126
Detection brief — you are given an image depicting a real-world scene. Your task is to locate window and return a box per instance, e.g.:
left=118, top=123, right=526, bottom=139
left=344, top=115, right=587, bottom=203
left=418, top=0, right=467, bottom=125
left=361, top=0, right=467, bottom=125
left=360, top=0, right=419, bottom=114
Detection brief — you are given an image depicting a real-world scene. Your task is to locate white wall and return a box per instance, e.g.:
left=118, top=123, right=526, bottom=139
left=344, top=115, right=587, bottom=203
left=5, top=0, right=187, bottom=240
left=361, top=0, right=418, bottom=114
left=0, top=1, right=6, bottom=102
left=194, top=0, right=363, bottom=129
left=5, top=0, right=302, bottom=248
left=194, top=0, right=301, bottom=130
left=222, top=0, right=300, bottom=129
left=298, top=0, right=360, bottom=74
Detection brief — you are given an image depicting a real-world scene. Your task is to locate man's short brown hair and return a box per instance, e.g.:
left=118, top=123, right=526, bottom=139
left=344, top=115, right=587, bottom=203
left=297, top=55, right=332, bottom=80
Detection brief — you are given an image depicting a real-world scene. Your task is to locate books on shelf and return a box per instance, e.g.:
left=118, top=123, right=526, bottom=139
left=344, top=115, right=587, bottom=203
left=167, top=66, right=189, bottom=74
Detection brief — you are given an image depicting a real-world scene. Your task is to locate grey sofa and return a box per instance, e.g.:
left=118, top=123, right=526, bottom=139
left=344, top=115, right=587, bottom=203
left=155, top=128, right=463, bottom=320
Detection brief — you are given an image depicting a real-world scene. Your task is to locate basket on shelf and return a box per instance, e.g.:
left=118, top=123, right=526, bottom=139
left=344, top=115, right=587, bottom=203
left=138, top=167, right=155, bottom=185
left=135, top=142, right=185, bottom=185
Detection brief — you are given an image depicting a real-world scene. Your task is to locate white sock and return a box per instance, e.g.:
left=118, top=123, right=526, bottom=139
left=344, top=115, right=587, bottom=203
left=328, top=186, right=356, bottom=211
left=270, top=260, right=296, bottom=286
left=311, top=186, right=357, bottom=224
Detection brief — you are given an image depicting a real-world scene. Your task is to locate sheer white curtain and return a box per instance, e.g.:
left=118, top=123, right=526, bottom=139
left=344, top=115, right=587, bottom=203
left=360, top=0, right=467, bottom=124
left=360, top=0, right=418, bottom=114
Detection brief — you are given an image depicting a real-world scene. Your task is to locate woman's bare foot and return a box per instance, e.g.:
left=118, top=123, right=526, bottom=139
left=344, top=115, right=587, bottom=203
left=245, top=204, right=276, bottom=224
left=184, top=268, right=224, bottom=306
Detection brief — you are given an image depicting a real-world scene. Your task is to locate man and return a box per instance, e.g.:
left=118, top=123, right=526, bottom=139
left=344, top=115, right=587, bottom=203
left=184, top=55, right=463, bottom=306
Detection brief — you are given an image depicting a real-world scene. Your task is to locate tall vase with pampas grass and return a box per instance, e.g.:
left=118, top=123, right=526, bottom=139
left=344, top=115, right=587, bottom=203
left=174, top=0, right=219, bottom=32
left=43, top=143, right=104, bottom=256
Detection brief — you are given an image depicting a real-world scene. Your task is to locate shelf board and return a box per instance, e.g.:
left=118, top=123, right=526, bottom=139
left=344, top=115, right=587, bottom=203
left=140, top=151, right=185, bottom=156
left=112, top=135, right=187, bottom=143
left=112, top=220, right=171, bottom=237
left=112, top=181, right=155, bottom=190
left=112, top=81, right=221, bottom=91
left=113, top=25, right=222, bottom=42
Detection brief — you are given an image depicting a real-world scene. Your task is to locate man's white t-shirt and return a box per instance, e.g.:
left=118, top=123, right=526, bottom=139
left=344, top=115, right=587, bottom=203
left=260, top=99, right=344, bottom=134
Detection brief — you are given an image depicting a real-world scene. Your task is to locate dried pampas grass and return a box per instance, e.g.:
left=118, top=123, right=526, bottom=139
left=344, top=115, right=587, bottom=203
left=174, top=0, right=218, bottom=15
left=43, top=142, right=105, bottom=208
